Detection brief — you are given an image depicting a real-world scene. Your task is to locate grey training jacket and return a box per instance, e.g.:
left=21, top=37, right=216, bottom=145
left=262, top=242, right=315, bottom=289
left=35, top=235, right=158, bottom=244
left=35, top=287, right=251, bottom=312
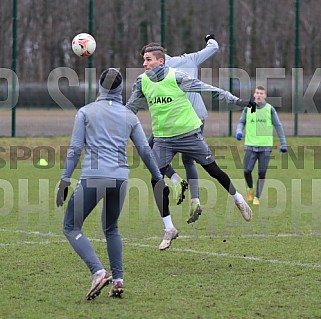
left=62, top=78, right=162, bottom=181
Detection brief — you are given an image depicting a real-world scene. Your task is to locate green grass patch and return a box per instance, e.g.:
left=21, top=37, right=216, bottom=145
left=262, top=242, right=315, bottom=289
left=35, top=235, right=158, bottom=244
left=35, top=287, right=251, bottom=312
left=0, top=137, right=320, bottom=319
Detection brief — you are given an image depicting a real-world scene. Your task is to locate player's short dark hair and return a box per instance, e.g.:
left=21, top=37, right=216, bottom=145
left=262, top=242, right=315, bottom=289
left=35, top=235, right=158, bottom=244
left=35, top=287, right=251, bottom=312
left=140, top=42, right=166, bottom=60
left=100, top=68, right=122, bottom=90
left=256, top=85, right=266, bottom=91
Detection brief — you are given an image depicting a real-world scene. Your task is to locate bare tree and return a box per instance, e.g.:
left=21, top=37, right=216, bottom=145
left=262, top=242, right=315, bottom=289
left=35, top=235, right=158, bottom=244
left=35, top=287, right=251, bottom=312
left=1, top=0, right=320, bottom=111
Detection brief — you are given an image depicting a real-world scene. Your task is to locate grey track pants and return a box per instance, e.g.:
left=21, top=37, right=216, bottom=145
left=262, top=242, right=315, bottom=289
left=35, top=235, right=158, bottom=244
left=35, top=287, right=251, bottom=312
left=63, top=178, right=127, bottom=279
left=243, top=150, right=272, bottom=198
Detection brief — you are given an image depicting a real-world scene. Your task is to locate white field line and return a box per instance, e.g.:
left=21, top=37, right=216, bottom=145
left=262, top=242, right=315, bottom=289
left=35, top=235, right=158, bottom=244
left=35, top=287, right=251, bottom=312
left=126, top=242, right=321, bottom=269
left=2, top=228, right=321, bottom=269
left=2, top=227, right=321, bottom=241
left=0, top=228, right=65, bottom=238
left=129, top=233, right=321, bottom=241
left=0, top=240, right=66, bottom=247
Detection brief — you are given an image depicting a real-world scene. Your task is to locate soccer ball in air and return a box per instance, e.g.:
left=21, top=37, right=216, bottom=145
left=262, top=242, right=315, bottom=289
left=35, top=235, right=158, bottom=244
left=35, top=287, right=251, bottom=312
left=71, top=33, right=96, bottom=57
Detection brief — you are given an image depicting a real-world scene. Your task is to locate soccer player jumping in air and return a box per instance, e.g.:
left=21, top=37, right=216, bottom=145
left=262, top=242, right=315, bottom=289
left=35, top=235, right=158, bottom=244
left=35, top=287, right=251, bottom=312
left=126, top=44, right=256, bottom=250
left=144, top=34, right=219, bottom=224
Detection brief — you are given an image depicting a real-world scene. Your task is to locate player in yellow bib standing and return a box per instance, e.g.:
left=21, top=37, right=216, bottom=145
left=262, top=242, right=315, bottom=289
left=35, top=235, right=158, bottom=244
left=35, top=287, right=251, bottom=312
left=235, top=86, right=287, bottom=206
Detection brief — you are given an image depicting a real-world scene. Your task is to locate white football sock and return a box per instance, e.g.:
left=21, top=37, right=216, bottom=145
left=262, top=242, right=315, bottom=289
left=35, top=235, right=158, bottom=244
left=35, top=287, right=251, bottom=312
left=171, top=173, right=181, bottom=186
left=162, top=215, right=175, bottom=231
left=191, top=198, right=200, bottom=205
left=232, top=191, right=244, bottom=204
left=112, top=278, right=123, bottom=284
left=93, top=269, right=105, bottom=276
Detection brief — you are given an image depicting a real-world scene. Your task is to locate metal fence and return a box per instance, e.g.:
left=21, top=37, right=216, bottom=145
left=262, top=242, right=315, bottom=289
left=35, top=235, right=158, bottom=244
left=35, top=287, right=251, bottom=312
left=2, top=0, right=321, bottom=137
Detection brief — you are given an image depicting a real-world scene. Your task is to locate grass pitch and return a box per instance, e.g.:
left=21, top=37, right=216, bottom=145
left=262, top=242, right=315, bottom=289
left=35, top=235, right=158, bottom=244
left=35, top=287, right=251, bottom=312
left=0, top=137, right=320, bottom=319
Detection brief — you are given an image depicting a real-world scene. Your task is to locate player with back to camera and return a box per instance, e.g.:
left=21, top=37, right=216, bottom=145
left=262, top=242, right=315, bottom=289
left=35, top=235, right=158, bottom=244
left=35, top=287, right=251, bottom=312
left=145, top=34, right=219, bottom=224
left=235, top=85, right=287, bottom=205
left=126, top=43, right=256, bottom=250
left=56, top=68, right=169, bottom=300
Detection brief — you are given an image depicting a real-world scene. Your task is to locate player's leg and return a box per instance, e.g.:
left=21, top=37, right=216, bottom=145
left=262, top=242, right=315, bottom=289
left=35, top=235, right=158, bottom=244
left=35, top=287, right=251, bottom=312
left=182, top=153, right=202, bottom=223
left=243, top=150, right=258, bottom=202
left=152, top=177, right=178, bottom=250
left=202, top=160, right=252, bottom=222
left=182, top=154, right=199, bottom=199
left=165, top=164, right=188, bottom=205
left=151, top=140, right=179, bottom=250
left=254, top=150, right=272, bottom=205
left=102, top=179, right=128, bottom=297
left=63, top=179, right=112, bottom=300
left=185, top=120, right=205, bottom=223
left=149, top=133, right=187, bottom=203
left=175, top=131, right=252, bottom=222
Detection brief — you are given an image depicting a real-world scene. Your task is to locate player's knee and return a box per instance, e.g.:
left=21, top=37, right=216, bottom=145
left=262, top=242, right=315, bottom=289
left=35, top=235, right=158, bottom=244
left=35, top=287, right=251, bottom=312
left=163, top=183, right=170, bottom=196
left=258, top=171, right=266, bottom=179
left=62, top=226, right=69, bottom=237
left=63, top=224, right=76, bottom=238
left=160, top=166, right=168, bottom=176
left=104, top=224, right=119, bottom=238
left=151, top=179, right=169, bottom=196
left=202, top=161, right=220, bottom=176
left=182, top=155, right=194, bottom=167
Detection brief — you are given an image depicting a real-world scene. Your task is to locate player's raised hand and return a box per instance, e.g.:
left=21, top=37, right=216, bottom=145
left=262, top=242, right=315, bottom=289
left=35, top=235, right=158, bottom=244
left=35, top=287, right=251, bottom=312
left=205, top=34, right=215, bottom=43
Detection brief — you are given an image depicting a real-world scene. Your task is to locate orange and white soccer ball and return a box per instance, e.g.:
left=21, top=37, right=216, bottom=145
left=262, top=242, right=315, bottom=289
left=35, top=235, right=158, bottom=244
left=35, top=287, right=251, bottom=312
left=71, top=33, right=96, bottom=57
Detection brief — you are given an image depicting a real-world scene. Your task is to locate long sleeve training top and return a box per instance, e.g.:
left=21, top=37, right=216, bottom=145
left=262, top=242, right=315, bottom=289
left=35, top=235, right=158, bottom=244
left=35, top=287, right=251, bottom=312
left=61, top=75, right=162, bottom=181
left=236, top=102, right=287, bottom=151
left=126, top=64, right=243, bottom=115
left=165, top=38, right=219, bottom=120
